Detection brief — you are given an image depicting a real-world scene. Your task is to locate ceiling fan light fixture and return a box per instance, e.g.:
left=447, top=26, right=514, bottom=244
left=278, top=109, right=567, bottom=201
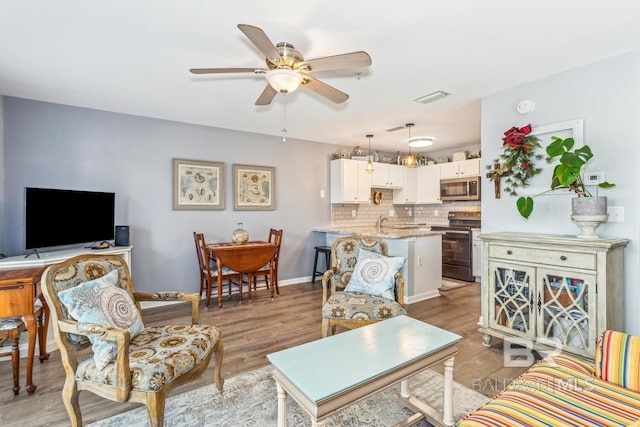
left=265, top=68, right=303, bottom=93
left=408, top=136, right=435, bottom=148
left=414, top=90, right=450, bottom=104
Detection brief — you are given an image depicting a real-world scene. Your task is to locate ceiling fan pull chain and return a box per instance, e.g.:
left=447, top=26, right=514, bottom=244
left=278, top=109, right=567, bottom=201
left=281, top=100, right=288, bottom=142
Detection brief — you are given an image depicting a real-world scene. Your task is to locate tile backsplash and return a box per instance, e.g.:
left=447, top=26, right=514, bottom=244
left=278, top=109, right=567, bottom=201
left=331, top=189, right=480, bottom=227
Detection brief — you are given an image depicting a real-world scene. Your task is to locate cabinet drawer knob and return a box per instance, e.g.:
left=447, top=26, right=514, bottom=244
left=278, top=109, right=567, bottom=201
left=507, top=250, right=513, bottom=255
left=560, top=255, right=567, bottom=261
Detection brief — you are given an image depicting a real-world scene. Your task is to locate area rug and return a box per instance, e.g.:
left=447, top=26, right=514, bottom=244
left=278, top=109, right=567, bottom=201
left=87, top=365, right=488, bottom=426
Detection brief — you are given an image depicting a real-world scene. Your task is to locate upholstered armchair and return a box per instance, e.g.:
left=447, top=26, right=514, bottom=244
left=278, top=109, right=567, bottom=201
left=41, top=254, right=223, bottom=427
left=321, top=235, right=407, bottom=337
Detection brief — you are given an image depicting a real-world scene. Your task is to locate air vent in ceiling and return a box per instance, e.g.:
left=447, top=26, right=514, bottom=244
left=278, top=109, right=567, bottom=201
left=414, top=90, right=450, bottom=104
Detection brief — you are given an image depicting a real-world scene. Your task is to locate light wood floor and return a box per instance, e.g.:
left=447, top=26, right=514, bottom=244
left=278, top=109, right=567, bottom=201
left=0, top=281, right=528, bottom=426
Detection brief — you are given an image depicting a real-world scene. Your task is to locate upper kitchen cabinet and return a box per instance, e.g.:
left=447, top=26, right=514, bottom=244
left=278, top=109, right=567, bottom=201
left=440, top=158, right=481, bottom=179
left=330, top=159, right=371, bottom=204
left=393, top=165, right=441, bottom=204
left=371, top=163, right=404, bottom=189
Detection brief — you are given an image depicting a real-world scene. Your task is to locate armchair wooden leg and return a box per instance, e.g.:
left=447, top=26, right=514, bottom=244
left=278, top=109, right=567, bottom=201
left=146, top=390, right=166, bottom=427
left=213, top=338, right=224, bottom=391
left=62, top=378, right=82, bottom=427
left=321, top=319, right=329, bottom=338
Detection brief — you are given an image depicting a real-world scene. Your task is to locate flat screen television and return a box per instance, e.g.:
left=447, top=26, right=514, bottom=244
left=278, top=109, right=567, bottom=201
left=25, top=187, right=115, bottom=250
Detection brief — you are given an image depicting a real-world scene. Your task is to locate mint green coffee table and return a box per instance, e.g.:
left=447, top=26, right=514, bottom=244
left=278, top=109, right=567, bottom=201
left=267, top=315, right=462, bottom=427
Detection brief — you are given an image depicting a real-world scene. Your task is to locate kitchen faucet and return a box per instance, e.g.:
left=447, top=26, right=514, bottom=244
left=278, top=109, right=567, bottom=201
left=378, top=215, right=389, bottom=228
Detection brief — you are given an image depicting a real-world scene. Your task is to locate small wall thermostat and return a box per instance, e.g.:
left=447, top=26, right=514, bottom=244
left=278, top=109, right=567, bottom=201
left=517, top=99, right=535, bottom=115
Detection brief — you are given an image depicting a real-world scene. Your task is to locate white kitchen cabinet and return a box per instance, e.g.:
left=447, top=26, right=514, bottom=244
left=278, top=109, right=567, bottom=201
left=478, top=232, right=628, bottom=360
left=392, top=165, right=441, bottom=204
left=392, top=168, right=416, bottom=204
left=330, top=159, right=371, bottom=204
left=415, top=164, right=442, bottom=204
left=371, top=163, right=404, bottom=189
left=440, top=158, right=481, bottom=179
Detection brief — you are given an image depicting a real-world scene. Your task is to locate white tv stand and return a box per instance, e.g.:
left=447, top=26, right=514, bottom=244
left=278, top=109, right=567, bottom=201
left=0, top=246, right=132, bottom=270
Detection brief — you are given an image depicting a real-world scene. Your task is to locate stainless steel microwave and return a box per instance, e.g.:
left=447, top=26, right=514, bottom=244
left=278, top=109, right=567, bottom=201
left=440, top=177, right=481, bottom=201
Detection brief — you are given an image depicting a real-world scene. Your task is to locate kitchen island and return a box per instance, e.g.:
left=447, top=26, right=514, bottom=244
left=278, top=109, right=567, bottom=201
left=313, top=226, right=443, bottom=303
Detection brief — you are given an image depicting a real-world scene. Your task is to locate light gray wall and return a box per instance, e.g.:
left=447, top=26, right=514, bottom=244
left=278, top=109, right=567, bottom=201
left=2, top=97, right=334, bottom=293
left=481, top=49, right=640, bottom=335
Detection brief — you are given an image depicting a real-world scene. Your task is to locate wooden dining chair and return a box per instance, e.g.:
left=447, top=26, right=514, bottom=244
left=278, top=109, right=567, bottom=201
left=194, top=232, right=243, bottom=306
left=252, top=229, right=283, bottom=295
left=0, top=299, right=49, bottom=395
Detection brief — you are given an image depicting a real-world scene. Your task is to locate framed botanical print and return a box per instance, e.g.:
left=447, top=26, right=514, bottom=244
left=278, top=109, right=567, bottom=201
left=232, top=164, right=276, bottom=210
left=173, top=158, right=225, bottom=210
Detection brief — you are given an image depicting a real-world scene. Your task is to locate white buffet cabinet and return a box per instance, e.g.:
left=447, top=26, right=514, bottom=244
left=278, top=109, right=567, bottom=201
left=324, top=232, right=442, bottom=304
left=478, top=232, right=628, bottom=360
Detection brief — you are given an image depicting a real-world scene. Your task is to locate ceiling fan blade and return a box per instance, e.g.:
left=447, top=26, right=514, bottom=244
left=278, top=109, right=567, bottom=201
left=255, top=84, right=278, bottom=106
left=237, top=24, right=282, bottom=65
left=298, top=51, right=372, bottom=72
left=302, top=76, right=349, bottom=103
left=190, top=67, right=265, bottom=74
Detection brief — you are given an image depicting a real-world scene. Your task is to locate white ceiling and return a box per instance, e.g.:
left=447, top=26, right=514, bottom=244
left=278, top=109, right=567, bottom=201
left=1, top=1, right=639, bottom=154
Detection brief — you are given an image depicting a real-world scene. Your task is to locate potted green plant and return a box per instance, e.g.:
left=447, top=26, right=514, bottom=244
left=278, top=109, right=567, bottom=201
left=516, top=136, right=615, bottom=219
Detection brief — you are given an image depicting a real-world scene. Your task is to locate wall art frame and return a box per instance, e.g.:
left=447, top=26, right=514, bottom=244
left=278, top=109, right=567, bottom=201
left=232, top=164, right=276, bottom=211
left=173, top=158, right=225, bottom=210
left=518, top=118, right=584, bottom=195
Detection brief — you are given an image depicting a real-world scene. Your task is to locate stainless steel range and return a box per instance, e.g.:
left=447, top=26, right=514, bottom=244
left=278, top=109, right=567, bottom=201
left=431, top=211, right=481, bottom=282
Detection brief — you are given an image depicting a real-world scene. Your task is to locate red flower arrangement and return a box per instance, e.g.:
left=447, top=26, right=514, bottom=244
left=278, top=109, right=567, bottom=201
left=487, top=124, right=544, bottom=196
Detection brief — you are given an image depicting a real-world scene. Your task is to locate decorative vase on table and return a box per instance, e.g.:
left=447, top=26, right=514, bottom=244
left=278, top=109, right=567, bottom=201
left=231, top=222, right=249, bottom=245
left=570, top=196, right=608, bottom=239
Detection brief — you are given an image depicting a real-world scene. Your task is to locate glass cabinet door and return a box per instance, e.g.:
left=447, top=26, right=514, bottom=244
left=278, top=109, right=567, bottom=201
left=537, top=268, right=596, bottom=356
left=489, top=262, right=535, bottom=339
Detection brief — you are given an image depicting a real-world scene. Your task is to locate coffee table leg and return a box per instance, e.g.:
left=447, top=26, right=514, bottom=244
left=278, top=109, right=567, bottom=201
left=400, top=379, right=410, bottom=398
left=443, top=356, right=455, bottom=426
left=276, top=381, right=287, bottom=427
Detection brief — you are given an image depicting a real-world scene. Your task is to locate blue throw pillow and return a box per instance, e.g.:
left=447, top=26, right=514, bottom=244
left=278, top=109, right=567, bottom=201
left=58, top=269, right=144, bottom=370
left=345, top=248, right=406, bottom=300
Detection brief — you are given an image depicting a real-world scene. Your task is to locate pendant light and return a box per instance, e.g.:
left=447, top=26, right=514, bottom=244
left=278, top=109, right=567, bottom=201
left=405, top=123, right=416, bottom=168
left=365, top=134, right=375, bottom=173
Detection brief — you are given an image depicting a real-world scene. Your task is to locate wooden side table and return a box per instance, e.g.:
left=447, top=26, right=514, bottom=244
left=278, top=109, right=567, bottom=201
left=0, top=266, right=50, bottom=393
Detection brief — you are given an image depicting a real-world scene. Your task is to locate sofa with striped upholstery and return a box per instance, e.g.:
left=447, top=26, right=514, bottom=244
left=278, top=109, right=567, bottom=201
left=458, top=330, right=640, bottom=426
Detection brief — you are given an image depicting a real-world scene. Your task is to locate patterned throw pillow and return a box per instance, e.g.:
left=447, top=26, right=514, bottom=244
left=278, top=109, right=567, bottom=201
left=58, top=269, right=144, bottom=370
left=595, top=330, right=640, bottom=392
left=345, top=248, right=406, bottom=300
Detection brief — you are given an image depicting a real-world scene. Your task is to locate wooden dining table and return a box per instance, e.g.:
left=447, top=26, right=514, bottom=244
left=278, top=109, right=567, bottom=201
left=206, top=241, right=277, bottom=308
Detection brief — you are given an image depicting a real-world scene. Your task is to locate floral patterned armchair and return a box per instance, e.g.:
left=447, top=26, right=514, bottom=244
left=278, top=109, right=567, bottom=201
left=41, top=254, right=223, bottom=427
left=321, top=235, right=406, bottom=337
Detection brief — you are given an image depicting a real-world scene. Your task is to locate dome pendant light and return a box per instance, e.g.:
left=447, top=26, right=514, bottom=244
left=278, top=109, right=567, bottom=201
left=365, top=134, right=375, bottom=174
left=405, top=123, right=416, bottom=168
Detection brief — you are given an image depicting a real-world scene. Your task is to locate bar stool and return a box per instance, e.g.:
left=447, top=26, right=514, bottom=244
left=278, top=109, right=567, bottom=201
left=312, top=245, right=331, bottom=284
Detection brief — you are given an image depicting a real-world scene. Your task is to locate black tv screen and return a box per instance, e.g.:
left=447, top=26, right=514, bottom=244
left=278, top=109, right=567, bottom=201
left=25, top=187, right=115, bottom=250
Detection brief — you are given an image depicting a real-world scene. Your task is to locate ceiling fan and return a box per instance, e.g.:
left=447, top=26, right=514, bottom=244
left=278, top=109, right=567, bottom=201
left=189, top=24, right=372, bottom=106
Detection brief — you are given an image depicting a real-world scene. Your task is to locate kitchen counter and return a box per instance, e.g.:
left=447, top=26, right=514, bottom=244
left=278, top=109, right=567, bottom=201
left=312, top=226, right=443, bottom=239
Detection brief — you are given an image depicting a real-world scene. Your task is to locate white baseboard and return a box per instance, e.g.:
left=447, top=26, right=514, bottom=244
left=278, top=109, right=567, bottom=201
left=405, top=290, right=441, bottom=305
left=139, top=276, right=311, bottom=310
